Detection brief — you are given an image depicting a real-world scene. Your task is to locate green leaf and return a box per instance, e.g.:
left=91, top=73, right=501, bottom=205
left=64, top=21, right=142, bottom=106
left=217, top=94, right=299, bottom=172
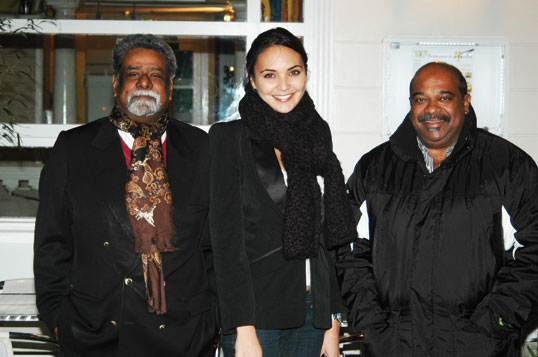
left=3, top=107, right=14, bottom=117
left=1, top=123, right=15, bottom=134
left=19, top=70, right=35, bottom=82
left=0, top=123, right=17, bottom=144
left=10, top=97, right=29, bottom=109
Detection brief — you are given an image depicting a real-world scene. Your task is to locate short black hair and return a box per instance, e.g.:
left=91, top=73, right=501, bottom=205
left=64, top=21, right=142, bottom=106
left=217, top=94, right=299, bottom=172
left=245, top=27, right=307, bottom=88
left=410, top=62, right=468, bottom=99
left=113, top=34, right=177, bottom=80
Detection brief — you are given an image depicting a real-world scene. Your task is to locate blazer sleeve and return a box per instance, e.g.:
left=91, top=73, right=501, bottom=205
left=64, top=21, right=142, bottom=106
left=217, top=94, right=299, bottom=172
left=336, top=157, right=388, bottom=331
left=470, top=149, right=538, bottom=338
left=33, top=131, right=73, bottom=332
left=326, top=244, right=346, bottom=314
left=209, top=122, right=256, bottom=331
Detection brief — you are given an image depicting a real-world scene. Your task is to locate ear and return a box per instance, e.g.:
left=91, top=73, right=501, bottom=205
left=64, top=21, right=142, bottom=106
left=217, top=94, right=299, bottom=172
left=463, top=93, right=471, bottom=114
left=112, top=74, right=118, bottom=97
left=168, top=79, right=173, bottom=101
left=249, top=76, right=257, bottom=90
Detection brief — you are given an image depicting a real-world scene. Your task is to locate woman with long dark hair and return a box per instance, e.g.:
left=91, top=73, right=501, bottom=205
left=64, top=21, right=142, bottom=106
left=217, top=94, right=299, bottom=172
left=209, top=27, right=355, bottom=357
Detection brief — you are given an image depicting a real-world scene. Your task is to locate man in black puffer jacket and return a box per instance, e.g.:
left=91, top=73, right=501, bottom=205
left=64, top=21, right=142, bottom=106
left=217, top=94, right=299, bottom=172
left=337, top=62, right=538, bottom=357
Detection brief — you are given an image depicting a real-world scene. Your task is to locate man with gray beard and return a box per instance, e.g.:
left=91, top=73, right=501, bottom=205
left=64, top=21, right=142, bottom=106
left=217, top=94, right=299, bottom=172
left=338, top=62, right=538, bottom=356
left=34, top=34, right=218, bottom=356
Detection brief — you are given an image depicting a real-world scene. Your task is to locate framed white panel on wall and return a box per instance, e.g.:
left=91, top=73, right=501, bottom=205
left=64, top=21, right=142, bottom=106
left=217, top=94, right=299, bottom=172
left=382, top=36, right=508, bottom=138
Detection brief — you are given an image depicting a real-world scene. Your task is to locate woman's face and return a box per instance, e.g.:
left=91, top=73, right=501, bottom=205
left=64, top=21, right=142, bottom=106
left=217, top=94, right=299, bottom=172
left=250, top=45, right=307, bottom=114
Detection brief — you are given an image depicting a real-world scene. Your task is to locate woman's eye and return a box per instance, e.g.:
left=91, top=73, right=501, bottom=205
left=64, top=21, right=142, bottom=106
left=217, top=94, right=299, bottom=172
left=290, top=70, right=301, bottom=76
left=263, top=73, right=274, bottom=79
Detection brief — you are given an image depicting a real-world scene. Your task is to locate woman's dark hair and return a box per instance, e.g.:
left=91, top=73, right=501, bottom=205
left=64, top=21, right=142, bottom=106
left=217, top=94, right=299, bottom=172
left=245, top=27, right=308, bottom=87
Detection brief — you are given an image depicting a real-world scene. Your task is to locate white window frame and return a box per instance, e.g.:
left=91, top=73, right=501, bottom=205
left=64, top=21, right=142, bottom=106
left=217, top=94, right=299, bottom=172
left=0, top=0, right=335, bottom=237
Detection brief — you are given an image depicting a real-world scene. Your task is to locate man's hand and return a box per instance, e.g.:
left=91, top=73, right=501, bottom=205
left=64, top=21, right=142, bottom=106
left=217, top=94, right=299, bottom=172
left=320, top=319, right=340, bottom=357
left=235, top=325, right=262, bottom=357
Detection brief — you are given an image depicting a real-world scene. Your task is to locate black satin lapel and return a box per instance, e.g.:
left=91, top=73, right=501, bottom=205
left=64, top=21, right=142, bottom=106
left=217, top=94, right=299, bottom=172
left=251, top=139, right=287, bottom=212
left=90, top=122, right=135, bottom=244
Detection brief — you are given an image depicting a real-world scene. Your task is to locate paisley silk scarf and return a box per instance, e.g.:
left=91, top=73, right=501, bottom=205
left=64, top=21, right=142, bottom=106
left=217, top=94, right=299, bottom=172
left=110, top=105, right=179, bottom=315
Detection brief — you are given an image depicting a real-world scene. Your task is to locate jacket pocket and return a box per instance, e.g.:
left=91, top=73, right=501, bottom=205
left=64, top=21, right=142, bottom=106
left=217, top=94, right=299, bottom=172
left=249, top=246, right=287, bottom=274
left=363, top=323, right=400, bottom=356
left=250, top=246, right=282, bottom=264
left=450, top=313, right=516, bottom=356
left=362, top=308, right=409, bottom=357
left=56, top=295, right=117, bottom=353
left=70, top=287, right=101, bottom=302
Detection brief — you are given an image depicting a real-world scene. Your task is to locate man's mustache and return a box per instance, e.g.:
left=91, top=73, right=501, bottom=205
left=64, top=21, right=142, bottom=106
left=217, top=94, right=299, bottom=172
left=127, top=90, right=160, bottom=104
left=417, top=113, right=451, bottom=123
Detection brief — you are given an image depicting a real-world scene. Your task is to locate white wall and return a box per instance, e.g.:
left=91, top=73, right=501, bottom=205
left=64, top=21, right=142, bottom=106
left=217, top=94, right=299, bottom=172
left=331, top=0, right=538, bottom=177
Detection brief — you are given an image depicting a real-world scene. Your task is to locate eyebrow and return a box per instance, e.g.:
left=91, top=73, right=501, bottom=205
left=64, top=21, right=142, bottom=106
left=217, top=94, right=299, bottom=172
left=287, top=64, right=303, bottom=71
left=411, top=90, right=456, bottom=97
left=126, top=65, right=164, bottom=72
left=259, top=64, right=304, bottom=73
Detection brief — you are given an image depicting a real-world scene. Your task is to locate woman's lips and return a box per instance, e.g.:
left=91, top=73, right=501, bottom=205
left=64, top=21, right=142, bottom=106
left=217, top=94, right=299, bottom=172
left=273, top=94, right=293, bottom=102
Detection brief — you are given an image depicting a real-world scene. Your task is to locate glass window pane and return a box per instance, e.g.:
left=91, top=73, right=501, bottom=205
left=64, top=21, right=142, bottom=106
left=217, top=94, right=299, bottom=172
left=0, top=34, right=43, bottom=125
left=0, top=34, right=246, bottom=126
left=0, top=1, right=247, bottom=22
left=79, top=1, right=246, bottom=22
left=82, top=35, right=247, bottom=125
left=175, top=51, right=194, bottom=86
left=0, top=148, right=50, bottom=218
left=0, top=34, right=246, bottom=217
left=173, top=88, right=194, bottom=123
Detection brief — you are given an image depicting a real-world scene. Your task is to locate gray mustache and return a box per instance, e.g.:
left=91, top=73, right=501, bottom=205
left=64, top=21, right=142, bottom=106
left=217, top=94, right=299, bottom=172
left=417, top=113, right=451, bottom=123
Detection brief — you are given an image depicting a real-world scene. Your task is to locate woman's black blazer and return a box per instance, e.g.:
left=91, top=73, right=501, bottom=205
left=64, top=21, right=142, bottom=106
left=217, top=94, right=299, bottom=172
left=209, top=120, right=343, bottom=333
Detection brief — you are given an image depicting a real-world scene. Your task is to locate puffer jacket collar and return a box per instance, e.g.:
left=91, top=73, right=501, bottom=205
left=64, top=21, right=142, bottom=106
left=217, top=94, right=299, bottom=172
left=389, top=105, right=478, bottom=172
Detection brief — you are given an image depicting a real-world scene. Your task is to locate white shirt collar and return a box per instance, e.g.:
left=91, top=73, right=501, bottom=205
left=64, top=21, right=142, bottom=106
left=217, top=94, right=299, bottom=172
left=117, top=129, right=167, bottom=149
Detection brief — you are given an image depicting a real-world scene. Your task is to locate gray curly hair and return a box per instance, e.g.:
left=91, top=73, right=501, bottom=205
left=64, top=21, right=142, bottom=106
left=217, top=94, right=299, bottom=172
left=113, top=34, right=177, bottom=80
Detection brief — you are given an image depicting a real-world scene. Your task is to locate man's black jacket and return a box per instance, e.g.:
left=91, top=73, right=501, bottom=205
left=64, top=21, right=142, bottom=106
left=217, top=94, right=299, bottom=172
left=338, top=108, right=538, bottom=356
left=34, top=117, right=218, bottom=356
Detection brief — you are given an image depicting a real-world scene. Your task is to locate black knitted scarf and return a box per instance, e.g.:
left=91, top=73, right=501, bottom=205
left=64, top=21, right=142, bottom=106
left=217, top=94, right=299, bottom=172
left=239, top=83, right=356, bottom=259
